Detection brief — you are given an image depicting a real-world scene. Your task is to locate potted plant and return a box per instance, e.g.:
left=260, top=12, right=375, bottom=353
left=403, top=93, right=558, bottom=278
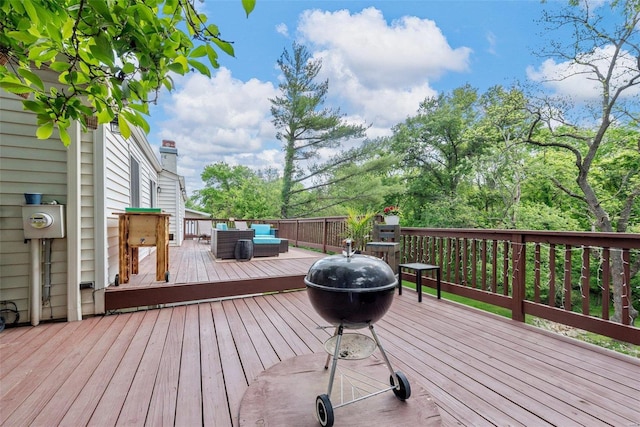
left=343, top=208, right=377, bottom=252
left=383, top=206, right=400, bottom=225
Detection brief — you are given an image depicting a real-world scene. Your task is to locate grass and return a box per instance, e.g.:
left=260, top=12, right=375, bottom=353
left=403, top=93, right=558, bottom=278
left=401, top=280, right=640, bottom=358
left=401, top=281, right=512, bottom=318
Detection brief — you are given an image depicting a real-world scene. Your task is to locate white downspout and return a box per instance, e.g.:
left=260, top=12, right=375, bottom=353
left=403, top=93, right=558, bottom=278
left=30, top=238, right=41, bottom=326
left=67, top=120, right=82, bottom=321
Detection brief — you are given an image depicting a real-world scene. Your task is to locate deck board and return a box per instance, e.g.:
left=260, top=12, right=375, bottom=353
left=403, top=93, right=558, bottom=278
left=175, top=305, right=203, bottom=426
left=88, top=310, right=160, bottom=426
left=105, top=240, right=322, bottom=309
left=2, top=291, right=639, bottom=426
left=145, top=306, right=183, bottom=426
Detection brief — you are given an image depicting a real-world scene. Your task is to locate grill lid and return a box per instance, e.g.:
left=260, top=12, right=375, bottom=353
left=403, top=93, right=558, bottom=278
left=305, top=252, right=397, bottom=292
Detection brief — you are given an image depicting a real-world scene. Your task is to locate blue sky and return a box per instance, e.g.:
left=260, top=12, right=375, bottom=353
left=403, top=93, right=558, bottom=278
left=144, top=1, right=609, bottom=195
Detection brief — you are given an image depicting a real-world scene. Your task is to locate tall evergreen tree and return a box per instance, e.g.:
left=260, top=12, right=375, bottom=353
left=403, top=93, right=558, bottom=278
left=270, top=42, right=368, bottom=218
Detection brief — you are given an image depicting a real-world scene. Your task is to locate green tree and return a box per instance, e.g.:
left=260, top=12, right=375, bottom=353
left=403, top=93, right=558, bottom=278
left=270, top=42, right=368, bottom=218
left=284, top=140, right=398, bottom=217
left=192, top=162, right=280, bottom=219
left=0, top=0, right=255, bottom=144
left=467, top=86, right=534, bottom=228
left=390, top=85, right=485, bottom=226
left=526, top=0, right=640, bottom=322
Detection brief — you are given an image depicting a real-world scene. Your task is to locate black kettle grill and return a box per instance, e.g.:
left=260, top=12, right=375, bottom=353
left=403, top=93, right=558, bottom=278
left=305, top=240, right=411, bottom=427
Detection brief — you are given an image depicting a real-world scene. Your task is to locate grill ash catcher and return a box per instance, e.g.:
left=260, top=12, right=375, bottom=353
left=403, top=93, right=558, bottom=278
left=305, top=240, right=411, bottom=427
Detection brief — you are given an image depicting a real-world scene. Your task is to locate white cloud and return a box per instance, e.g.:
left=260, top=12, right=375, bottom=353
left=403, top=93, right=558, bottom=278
left=275, top=23, right=289, bottom=37
left=297, top=8, right=471, bottom=129
left=156, top=69, right=279, bottom=191
left=154, top=8, right=473, bottom=193
left=486, top=31, right=497, bottom=56
left=526, top=45, right=640, bottom=102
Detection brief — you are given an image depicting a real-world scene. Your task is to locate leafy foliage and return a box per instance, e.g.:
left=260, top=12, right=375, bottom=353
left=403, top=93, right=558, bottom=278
left=343, top=208, right=377, bottom=252
left=191, top=162, right=280, bottom=219
left=0, top=0, right=254, bottom=144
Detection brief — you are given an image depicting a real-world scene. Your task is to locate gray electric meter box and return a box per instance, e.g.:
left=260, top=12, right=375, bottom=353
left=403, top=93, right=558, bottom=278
left=22, top=205, right=66, bottom=239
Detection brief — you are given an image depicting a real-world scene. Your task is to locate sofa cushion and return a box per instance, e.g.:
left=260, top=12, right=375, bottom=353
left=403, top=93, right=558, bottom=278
left=253, top=236, right=281, bottom=244
left=251, top=224, right=272, bottom=236
left=216, top=223, right=228, bottom=230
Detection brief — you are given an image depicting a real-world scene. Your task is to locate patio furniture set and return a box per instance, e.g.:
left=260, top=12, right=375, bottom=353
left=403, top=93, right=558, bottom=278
left=210, top=223, right=289, bottom=260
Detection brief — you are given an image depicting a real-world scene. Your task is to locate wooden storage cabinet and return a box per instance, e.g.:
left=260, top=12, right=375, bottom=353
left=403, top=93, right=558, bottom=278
left=116, top=212, right=171, bottom=285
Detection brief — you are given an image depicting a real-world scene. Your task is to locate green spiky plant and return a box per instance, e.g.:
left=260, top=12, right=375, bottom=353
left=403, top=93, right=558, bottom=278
left=343, top=208, right=377, bottom=252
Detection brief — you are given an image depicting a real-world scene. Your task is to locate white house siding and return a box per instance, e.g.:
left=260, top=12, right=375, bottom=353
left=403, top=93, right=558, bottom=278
left=158, top=171, right=185, bottom=246
left=0, top=91, right=69, bottom=323
left=104, top=128, right=161, bottom=288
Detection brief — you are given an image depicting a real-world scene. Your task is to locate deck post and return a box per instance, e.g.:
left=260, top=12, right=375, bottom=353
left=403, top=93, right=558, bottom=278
left=322, top=217, right=328, bottom=253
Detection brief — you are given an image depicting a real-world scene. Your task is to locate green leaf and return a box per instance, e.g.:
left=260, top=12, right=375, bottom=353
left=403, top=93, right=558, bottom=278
left=17, top=68, right=44, bottom=90
left=123, top=110, right=150, bottom=133
left=59, top=126, right=71, bottom=146
left=46, top=21, right=62, bottom=44
left=49, top=61, right=71, bottom=72
left=188, top=59, right=211, bottom=77
left=206, top=45, right=219, bottom=68
left=135, top=3, right=155, bottom=23
left=22, top=100, right=47, bottom=114
left=162, top=0, right=179, bottom=15
left=93, top=32, right=114, bottom=66
left=22, top=0, right=39, bottom=25
left=61, top=17, right=74, bottom=40
left=36, top=122, right=54, bottom=139
left=242, top=0, right=256, bottom=17
left=213, top=38, right=234, bottom=58
left=6, top=30, right=38, bottom=44
left=167, top=63, right=185, bottom=75
left=118, top=114, right=131, bottom=138
left=38, top=49, right=58, bottom=63
left=96, top=108, right=114, bottom=124
left=190, top=45, right=208, bottom=58
left=88, top=0, right=113, bottom=22
left=0, top=82, right=33, bottom=94
left=122, top=62, right=135, bottom=74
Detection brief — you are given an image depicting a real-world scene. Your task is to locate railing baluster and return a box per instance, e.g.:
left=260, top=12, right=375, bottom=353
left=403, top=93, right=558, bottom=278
left=582, top=247, right=590, bottom=316
left=549, top=244, right=556, bottom=307
left=564, top=245, right=572, bottom=311
left=502, top=241, right=509, bottom=296
left=534, top=243, right=541, bottom=304
left=602, top=248, right=610, bottom=320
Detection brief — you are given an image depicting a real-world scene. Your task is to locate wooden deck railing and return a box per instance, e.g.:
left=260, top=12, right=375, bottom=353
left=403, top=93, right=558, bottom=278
left=184, top=217, right=640, bottom=345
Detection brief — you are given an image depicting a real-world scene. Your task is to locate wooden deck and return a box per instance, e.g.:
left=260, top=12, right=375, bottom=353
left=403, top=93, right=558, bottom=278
left=105, top=239, right=324, bottom=310
left=2, top=289, right=639, bottom=426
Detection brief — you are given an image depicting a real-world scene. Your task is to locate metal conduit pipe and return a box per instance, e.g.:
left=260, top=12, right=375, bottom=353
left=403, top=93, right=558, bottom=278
left=30, top=238, right=41, bottom=326
left=43, top=238, right=52, bottom=304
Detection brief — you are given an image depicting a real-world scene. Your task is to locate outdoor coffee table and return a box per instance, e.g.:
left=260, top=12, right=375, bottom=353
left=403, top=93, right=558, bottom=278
left=397, top=263, right=441, bottom=302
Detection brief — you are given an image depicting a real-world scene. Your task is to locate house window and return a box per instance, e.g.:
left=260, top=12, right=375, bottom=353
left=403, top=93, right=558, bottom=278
left=130, top=156, right=140, bottom=207
left=150, top=179, right=157, bottom=207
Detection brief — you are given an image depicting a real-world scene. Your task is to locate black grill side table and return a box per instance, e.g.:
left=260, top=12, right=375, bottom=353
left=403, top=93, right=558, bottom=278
left=398, top=263, right=441, bottom=302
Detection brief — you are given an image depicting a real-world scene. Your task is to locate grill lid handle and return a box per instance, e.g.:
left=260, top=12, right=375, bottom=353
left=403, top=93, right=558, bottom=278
left=342, top=239, right=355, bottom=258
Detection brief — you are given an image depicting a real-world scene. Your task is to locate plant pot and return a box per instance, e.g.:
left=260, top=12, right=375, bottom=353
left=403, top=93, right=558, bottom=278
left=24, top=193, right=43, bottom=205
left=384, top=215, right=399, bottom=225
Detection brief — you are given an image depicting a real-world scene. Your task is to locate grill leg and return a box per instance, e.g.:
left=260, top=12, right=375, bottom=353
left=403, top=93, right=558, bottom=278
left=324, top=326, right=340, bottom=369
left=326, top=325, right=344, bottom=396
left=369, top=324, right=398, bottom=388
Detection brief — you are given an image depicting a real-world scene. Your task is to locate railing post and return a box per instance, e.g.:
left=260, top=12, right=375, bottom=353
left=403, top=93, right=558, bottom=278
left=322, top=218, right=328, bottom=253
left=511, top=233, right=526, bottom=322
